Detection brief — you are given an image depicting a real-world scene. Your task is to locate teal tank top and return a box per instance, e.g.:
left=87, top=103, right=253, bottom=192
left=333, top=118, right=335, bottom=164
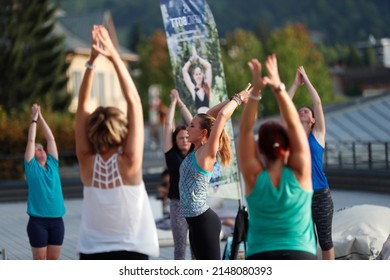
left=246, top=167, right=316, bottom=256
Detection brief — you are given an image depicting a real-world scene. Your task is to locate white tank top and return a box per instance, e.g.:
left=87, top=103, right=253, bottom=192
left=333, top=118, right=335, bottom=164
left=77, top=153, right=159, bottom=257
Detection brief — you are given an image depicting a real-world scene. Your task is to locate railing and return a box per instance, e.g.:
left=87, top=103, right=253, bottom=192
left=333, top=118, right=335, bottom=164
left=0, top=149, right=164, bottom=181
left=325, top=141, right=390, bottom=170
left=1, top=141, right=389, bottom=181
left=0, top=151, right=78, bottom=181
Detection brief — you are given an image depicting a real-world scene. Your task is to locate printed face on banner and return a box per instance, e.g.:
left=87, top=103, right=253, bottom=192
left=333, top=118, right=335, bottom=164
left=160, top=0, right=242, bottom=200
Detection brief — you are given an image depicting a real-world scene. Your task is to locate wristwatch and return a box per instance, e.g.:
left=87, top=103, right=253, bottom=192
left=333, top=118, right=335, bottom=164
left=85, top=61, right=95, bottom=70
left=274, top=83, right=286, bottom=93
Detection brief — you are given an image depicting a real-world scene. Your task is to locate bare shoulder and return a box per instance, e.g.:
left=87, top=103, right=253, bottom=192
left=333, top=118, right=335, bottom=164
left=117, top=154, right=143, bottom=184
left=78, top=155, right=95, bottom=186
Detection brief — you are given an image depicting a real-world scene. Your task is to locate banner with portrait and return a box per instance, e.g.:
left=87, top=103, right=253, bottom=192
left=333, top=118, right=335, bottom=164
left=160, top=0, right=241, bottom=200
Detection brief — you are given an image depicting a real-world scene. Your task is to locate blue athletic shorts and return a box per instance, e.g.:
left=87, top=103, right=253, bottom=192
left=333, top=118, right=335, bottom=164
left=27, top=216, right=65, bottom=248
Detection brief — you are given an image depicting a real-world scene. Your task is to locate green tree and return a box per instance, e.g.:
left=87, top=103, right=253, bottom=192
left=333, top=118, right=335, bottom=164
left=0, top=0, right=69, bottom=114
left=265, top=23, right=333, bottom=116
left=135, top=30, right=174, bottom=120
left=128, top=23, right=143, bottom=52
left=220, top=29, right=264, bottom=117
left=346, top=45, right=363, bottom=67
left=364, top=45, right=378, bottom=68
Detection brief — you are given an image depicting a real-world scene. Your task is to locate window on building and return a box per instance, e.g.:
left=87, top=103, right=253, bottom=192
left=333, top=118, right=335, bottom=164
left=91, top=72, right=105, bottom=104
left=72, top=71, right=82, bottom=97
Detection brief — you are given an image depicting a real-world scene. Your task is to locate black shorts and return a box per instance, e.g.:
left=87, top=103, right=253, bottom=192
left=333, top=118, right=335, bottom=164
left=27, top=216, right=65, bottom=248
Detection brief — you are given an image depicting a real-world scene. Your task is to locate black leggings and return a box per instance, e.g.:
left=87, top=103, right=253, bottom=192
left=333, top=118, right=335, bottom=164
left=79, top=250, right=148, bottom=260
left=186, top=208, right=221, bottom=260
left=247, top=250, right=317, bottom=260
left=312, top=187, right=334, bottom=251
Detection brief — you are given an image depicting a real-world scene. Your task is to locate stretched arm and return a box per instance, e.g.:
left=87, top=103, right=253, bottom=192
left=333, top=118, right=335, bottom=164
left=94, top=25, right=144, bottom=174
left=280, top=68, right=303, bottom=126
left=200, top=84, right=251, bottom=170
left=163, top=89, right=193, bottom=153
left=176, top=90, right=193, bottom=125
left=198, top=55, right=212, bottom=88
left=182, top=58, right=196, bottom=101
left=206, top=86, right=250, bottom=119
left=265, top=55, right=311, bottom=191
left=287, top=68, right=303, bottom=99
left=24, top=104, right=39, bottom=162
left=299, top=66, right=326, bottom=145
left=163, top=90, right=178, bottom=153
left=238, top=59, right=267, bottom=195
left=75, top=26, right=100, bottom=160
left=38, top=108, right=58, bottom=159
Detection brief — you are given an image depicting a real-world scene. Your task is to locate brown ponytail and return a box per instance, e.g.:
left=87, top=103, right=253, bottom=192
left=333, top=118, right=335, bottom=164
left=218, top=128, right=232, bottom=166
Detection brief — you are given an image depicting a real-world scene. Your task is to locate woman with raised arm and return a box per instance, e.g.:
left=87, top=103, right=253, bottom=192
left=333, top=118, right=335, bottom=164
left=163, top=88, right=193, bottom=259
left=24, top=104, right=66, bottom=260
left=75, top=25, right=158, bottom=260
left=182, top=47, right=212, bottom=113
left=179, top=83, right=250, bottom=260
left=238, top=54, right=316, bottom=260
left=287, top=66, right=334, bottom=260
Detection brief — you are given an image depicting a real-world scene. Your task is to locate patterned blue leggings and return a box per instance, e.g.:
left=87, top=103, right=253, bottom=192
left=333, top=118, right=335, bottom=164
left=170, top=199, right=190, bottom=259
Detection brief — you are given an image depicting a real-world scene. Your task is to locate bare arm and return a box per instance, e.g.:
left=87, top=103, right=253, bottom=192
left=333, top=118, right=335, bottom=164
left=75, top=26, right=100, bottom=162
left=280, top=68, right=303, bottom=125
left=299, top=66, right=326, bottom=146
left=182, top=59, right=196, bottom=101
left=38, top=108, right=58, bottom=159
left=206, top=86, right=250, bottom=118
left=287, top=68, right=303, bottom=99
left=176, top=90, right=193, bottom=125
left=94, top=26, right=144, bottom=176
left=199, top=84, right=251, bottom=171
left=24, top=104, right=39, bottom=162
left=199, top=100, right=239, bottom=171
left=198, top=55, right=212, bottom=88
left=163, top=90, right=178, bottom=153
left=265, top=55, right=312, bottom=191
left=238, top=59, right=266, bottom=195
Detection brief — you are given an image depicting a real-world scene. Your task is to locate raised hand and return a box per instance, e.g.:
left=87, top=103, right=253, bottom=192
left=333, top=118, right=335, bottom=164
left=90, top=25, right=100, bottom=60
left=170, top=89, right=179, bottom=104
left=297, top=66, right=309, bottom=83
left=248, top=58, right=267, bottom=96
left=31, top=104, right=40, bottom=121
left=92, top=25, right=117, bottom=59
left=294, top=66, right=304, bottom=87
left=264, top=54, right=282, bottom=90
left=237, top=83, right=252, bottom=105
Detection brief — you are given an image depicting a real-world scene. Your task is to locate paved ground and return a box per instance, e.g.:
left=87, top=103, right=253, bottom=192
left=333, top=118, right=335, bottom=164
left=1, top=189, right=390, bottom=260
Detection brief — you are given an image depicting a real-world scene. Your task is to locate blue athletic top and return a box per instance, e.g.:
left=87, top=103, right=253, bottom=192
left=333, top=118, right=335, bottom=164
left=179, top=151, right=212, bottom=217
left=24, top=154, right=66, bottom=218
left=309, top=132, right=329, bottom=191
left=246, top=167, right=316, bottom=257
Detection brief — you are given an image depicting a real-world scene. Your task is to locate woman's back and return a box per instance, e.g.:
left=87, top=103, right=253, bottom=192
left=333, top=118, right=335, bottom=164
left=78, top=153, right=159, bottom=257
left=246, top=167, right=316, bottom=256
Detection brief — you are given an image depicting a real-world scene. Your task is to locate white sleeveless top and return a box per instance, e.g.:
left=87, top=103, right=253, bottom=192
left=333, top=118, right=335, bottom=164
left=77, top=153, right=159, bottom=257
